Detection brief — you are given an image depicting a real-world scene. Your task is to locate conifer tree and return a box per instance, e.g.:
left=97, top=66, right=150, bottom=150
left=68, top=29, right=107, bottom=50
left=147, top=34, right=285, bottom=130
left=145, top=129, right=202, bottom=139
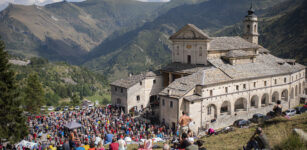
left=24, top=73, right=45, bottom=114
left=0, top=39, right=28, bottom=143
left=71, top=93, right=80, bottom=106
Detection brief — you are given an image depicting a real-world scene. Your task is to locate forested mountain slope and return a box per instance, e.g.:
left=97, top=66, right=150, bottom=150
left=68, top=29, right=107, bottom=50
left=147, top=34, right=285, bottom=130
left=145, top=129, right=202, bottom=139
left=214, top=0, right=307, bottom=65
left=0, top=0, right=164, bottom=63
left=11, top=57, right=109, bottom=106
left=83, top=0, right=286, bottom=80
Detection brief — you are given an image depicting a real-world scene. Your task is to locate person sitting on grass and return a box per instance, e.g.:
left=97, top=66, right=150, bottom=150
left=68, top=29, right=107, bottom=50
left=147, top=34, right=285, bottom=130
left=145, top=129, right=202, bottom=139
left=273, top=100, right=282, bottom=116
left=161, top=143, right=169, bottom=150
left=143, top=134, right=153, bottom=150
left=178, top=133, right=190, bottom=149
left=244, top=127, right=270, bottom=150
left=195, top=140, right=206, bottom=150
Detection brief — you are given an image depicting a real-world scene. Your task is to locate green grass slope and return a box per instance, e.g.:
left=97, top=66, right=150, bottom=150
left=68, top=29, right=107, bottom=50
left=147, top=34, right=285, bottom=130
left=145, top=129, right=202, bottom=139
left=202, top=113, right=307, bottom=150
left=125, top=113, right=307, bottom=150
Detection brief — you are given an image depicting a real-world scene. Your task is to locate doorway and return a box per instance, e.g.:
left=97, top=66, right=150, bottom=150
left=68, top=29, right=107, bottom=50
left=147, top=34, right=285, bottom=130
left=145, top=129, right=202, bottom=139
left=187, top=55, right=191, bottom=64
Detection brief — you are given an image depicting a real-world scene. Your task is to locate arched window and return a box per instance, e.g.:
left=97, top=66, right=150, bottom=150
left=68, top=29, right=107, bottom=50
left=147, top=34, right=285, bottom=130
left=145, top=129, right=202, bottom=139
left=247, top=25, right=250, bottom=32
left=176, top=46, right=179, bottom=55
left=207, top=106, right=211, bottom=115
left=254, top=25, right=257, bottom=32
left=199, top=47, right=202, bottom=56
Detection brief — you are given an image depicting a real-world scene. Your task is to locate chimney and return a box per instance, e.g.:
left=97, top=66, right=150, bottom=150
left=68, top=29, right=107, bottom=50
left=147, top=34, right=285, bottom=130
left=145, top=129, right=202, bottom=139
left=168, top=89, right=172, bottom=96
left=201, top=70, right=206, bottom=86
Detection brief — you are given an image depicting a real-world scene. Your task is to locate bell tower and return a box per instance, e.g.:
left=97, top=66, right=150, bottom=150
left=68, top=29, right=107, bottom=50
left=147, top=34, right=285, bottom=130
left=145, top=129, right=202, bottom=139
left=243, top=1, right=259, bottom=44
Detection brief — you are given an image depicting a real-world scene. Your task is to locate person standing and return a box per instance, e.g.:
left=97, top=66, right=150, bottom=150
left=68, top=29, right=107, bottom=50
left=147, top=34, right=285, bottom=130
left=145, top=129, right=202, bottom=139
left=118, top=134, right=126, bottom=150
left=105, top=131, right=113, bottom=145
left=63, top=139, right=70, bottom=150
left=96, top=141, right=105, bottom=150
left=178, top=111, right=192, bottom=138
left=109, top=139, right=119, bottom=150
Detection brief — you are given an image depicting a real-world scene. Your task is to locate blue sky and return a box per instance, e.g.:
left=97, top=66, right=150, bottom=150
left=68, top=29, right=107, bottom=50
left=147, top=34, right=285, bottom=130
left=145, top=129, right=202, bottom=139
left=0, top=0, right=170, bottom=11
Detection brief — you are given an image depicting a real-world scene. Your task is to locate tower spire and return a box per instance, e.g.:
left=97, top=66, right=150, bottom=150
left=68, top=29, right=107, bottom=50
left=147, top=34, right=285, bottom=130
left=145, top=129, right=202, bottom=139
left=243, top=0, right=258, bottom=44
left=250, top=0, right=253, bottom=9
left=248, top=0, right=254, bottom=15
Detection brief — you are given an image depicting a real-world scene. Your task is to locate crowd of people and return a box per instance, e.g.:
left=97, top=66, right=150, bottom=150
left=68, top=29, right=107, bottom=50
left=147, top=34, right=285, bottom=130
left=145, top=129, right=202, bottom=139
left=1, top=101, right=284, bottom=150
left=7, top=105, right=205, bottom=150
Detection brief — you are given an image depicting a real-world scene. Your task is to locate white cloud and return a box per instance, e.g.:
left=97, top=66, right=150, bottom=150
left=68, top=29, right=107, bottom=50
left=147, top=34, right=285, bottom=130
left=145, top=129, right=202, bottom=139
left=0, top=0, right=85, bottom=11
left=136, top=0, right=171, bottom=2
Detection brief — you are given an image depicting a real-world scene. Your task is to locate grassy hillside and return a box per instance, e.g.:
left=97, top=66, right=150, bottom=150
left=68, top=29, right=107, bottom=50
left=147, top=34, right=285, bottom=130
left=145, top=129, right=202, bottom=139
left=202, top=113, right=307, bottom=150
left=126, top=113, right=307, bottom=150
left=0, top=0, right=164, bottom=63
left=11, top=57, right=110, bottom=106
left=83, top=0, right=286, bottom=79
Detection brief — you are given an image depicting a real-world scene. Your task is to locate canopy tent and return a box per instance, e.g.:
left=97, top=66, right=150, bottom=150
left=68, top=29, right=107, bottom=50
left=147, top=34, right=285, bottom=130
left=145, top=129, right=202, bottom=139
left=64, top=121, right=82, bottom=130
left=15, top=140, right=37, bottom=149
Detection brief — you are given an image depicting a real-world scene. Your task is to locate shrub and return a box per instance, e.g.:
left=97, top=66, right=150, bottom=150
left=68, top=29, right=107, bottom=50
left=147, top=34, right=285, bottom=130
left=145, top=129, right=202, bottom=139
left=274, top=133, right=307, bottom=150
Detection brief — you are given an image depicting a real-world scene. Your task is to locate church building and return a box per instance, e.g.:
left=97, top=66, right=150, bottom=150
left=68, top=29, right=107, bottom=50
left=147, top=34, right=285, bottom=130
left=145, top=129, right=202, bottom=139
left=110, top=6, right=306, bottom=131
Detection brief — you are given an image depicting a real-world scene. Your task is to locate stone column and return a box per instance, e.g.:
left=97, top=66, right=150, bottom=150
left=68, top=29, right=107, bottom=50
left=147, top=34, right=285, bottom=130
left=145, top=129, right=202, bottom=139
left=230, top=101, right=235, bottom=115
left=258, top=95, right=262, bottom=108
left=216, top=104, right=221, bottom=117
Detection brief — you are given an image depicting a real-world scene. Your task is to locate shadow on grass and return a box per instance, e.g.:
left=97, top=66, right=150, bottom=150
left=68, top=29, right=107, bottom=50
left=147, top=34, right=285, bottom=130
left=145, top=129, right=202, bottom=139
left=259, top=116, right=290, bottom=128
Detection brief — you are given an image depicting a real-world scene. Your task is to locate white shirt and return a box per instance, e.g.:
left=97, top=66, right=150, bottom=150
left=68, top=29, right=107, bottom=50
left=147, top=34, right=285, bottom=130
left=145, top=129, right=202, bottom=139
left=118, top=139, right=126, bottom=150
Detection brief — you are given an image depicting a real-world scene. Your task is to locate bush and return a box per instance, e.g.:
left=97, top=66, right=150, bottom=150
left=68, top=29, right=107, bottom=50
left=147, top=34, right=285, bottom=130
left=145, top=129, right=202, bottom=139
left=274, top=133, right=307, bottom=150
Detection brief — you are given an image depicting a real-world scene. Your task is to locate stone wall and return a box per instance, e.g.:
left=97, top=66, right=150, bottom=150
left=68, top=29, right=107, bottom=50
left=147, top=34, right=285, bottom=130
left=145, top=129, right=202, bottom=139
left=111, top=86, right=128, bottom=112
left=111, top=75, right=164, bottom=113
left=159, top=96, right=179, bottom=128
left=185, top=70, right=305, bottom=133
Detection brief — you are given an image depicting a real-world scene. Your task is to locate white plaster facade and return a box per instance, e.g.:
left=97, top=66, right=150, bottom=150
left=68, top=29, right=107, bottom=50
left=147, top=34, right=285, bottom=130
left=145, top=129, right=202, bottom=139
left=111, top=73, right=163, bottom=113
left=110, top=8, right=306, bottom=133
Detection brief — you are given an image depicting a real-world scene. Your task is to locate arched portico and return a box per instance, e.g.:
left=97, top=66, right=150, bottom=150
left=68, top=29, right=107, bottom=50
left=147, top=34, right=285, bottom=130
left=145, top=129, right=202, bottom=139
left=261, top=93, right=269, bottom=107
left=235, top=98, right=247, bottom=112
left=207, top=104, right=217, bottom=120
left=272, top=91, right=279, bottom=103
left=250, top=95, right=259, bottom=108
left=220, top=101, right=231, bottom=115
left=281, top=89, right=289, bottom=101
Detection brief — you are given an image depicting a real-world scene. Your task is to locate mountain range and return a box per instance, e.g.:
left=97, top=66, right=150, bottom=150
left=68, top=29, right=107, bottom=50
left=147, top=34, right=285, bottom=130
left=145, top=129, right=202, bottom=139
left=0, top=0, right=306, bottom=80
